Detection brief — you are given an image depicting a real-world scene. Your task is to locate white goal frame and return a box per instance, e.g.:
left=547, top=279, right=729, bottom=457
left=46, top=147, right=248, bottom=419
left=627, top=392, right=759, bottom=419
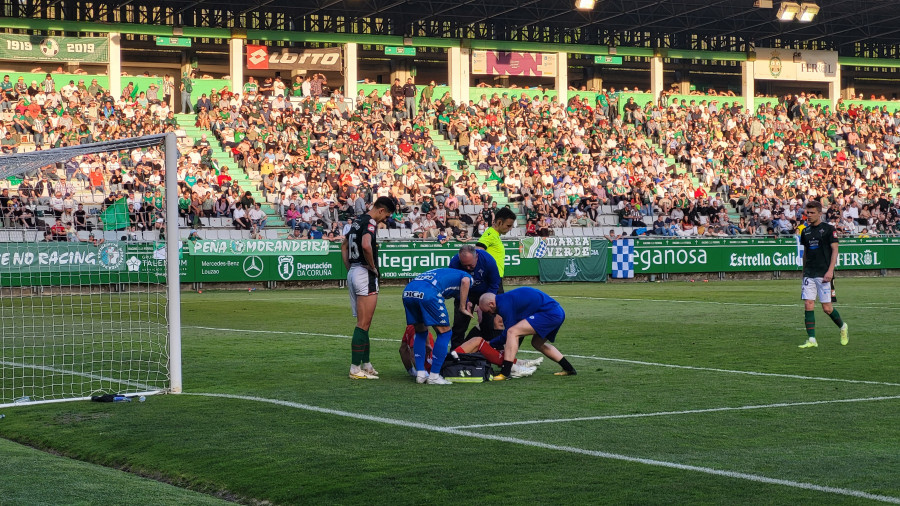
left=0, top=132, right=181, bottom=408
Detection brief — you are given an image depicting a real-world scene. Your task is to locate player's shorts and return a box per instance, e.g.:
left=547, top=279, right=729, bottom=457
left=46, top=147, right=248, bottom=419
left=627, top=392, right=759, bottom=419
left=490, top=303, right=566, bottom=346
left=801, top=276, right=833, bottom=303
left=348, top=264, right=378, bottom=318
left=402, top=285, right=450, bottom=327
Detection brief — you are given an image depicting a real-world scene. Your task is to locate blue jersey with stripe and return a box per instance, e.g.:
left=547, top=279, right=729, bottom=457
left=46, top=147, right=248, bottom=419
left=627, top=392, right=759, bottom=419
left=449, top=248, right=501, bottom=301
left=495, top=287, right=561, bottom=330
left=404, top=268, right=473, bottom=299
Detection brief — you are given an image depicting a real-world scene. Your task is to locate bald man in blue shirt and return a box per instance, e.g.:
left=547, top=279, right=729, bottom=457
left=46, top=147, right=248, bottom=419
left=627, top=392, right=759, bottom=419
left=448, top=244, right=501, bottom=348
left=478, top=287, right=577, bottom=380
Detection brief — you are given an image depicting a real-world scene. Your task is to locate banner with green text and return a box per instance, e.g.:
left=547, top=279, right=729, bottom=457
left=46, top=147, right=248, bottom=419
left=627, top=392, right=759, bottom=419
left=4, top=238, right=899, bottom=287
left=539, top=240, right=608, bottom=282
left=519, top=237, right=592, bottom=258
left=379, top=240, right=538, bottom=279
left=0, top=35, right=109, bottom=63
left=188, top=239, right=331, bottom=256
left=193, top=250, right=345, bottom=282
left=0, top=242, right=186, bottom=287
left=616, top=237, right=898, bottom=274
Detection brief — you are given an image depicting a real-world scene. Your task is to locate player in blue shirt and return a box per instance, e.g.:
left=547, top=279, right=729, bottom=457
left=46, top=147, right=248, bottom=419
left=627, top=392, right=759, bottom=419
left=448, top=245, right=501, bottom=348
left=478, top=287, right=577, bottom=380
left=402, top=268, right=473, bottom=385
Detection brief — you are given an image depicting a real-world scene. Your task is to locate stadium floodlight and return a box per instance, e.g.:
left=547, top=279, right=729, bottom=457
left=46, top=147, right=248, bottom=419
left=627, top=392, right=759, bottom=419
left=776, top=2, right=801, bottom=21
left=0, top=133, right=182, bottom=408
left=575, top=0, right=596, bottom=11
left=798, top=3, right=819, bottom=22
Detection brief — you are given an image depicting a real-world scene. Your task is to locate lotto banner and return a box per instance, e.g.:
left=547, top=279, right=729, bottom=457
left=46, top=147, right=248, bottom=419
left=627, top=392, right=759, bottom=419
left=246, top=45, right=342, bottom=71
left=0, top=35, right=109, bottom=63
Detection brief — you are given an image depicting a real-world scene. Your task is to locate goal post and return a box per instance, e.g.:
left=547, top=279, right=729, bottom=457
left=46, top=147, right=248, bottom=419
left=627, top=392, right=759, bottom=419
left=165, top=132, right=182, bottom=395
left=0, top=132, right=182, bottom=408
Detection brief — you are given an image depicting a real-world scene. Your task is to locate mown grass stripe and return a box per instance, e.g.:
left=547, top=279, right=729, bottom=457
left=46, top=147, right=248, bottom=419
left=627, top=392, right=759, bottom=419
left=186, top=392, right=900, bottom=505
left=448, top=395, right=900, bottom=429
left=560, top=295, right=900, bottom=311
left=184, top=326, right=900, bottom=387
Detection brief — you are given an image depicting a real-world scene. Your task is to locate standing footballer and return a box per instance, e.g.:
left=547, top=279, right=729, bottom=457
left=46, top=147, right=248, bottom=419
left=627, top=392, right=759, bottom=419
left=798, top=200, right=849, bottom=348
left=342, top=196, right=397, bottom=379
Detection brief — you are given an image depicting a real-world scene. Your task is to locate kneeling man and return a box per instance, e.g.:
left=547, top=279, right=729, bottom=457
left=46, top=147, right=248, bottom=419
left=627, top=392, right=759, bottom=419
left=478, top=287, right=577, bottom=380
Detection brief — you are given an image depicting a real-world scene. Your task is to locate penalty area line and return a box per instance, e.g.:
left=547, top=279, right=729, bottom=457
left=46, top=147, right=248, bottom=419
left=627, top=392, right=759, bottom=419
left=0, top=360, right=154, bottom=391
left=447, top=395, right=900, bottom=429
left=184, top=326, right=900, bottom=387
left=558, top=296, right=900, bottom=311
left=184, top=325, right=398, bottom=342
left=563, top=353, right=900, bottom=388
left=186, top=392, right=900, bottom=505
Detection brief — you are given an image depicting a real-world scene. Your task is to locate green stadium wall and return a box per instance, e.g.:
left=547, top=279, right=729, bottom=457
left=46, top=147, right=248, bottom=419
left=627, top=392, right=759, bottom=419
left=1, top=238, right=897, bottom=287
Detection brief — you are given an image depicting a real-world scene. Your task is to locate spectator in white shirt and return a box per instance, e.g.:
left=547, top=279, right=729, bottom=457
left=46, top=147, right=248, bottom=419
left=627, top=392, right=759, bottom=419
left=248, top=203, right=267, bottom=229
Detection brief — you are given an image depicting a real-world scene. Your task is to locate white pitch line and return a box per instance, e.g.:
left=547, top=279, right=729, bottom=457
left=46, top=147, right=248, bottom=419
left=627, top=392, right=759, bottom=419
left=186, top=392, right=900, bottom=505
left=559, top=295, right=900, bottom=311
left=447, top=395, right=900, bottom=429
left=185, top=325, right=398, bottom=342
left=204, top=297, right=319, bottom=302
left=0, top=360, right=154, bottom=390
left=562, top=353, right=900, bottom=387
left=185, top=325, right=900, bottom=387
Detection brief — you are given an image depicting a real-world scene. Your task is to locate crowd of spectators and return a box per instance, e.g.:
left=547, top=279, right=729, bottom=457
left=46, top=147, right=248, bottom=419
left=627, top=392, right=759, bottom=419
left=433, top=85, right=900, bottom=238
left=2, top=66, right=900, bottom=243
left=0, top=69, right=270, bottom=241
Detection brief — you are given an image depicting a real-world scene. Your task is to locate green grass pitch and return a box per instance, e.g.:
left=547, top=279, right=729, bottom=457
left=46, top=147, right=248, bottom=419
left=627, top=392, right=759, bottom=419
left=2, top=278, right=899, bottom=505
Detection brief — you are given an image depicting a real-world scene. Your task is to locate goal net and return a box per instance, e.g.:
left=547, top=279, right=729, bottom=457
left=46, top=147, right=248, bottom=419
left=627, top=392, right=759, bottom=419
left=0, top=133, right=182, bottom=408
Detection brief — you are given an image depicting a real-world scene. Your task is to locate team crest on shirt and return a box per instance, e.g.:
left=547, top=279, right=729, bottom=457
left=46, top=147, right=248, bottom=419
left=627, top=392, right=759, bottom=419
left=368, top=224, right=375, bottom=232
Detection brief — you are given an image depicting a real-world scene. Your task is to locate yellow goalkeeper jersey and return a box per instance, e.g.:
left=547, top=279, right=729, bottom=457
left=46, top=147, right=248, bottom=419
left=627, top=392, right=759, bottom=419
left=478, top=226, right=506, bottom=277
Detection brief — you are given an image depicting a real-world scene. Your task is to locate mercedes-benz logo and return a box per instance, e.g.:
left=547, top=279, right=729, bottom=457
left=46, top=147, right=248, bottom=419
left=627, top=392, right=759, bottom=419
left=242, top=256, right=264, bottom=278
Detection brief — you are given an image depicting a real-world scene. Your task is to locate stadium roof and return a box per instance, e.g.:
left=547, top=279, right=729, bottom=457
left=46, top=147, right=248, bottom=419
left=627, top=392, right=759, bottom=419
left=19, top=0, right=900, bottom=56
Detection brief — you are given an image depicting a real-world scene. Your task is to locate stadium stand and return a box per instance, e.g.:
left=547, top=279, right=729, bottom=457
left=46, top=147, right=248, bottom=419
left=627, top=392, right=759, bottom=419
left=1, top=69, right=899, bottom=243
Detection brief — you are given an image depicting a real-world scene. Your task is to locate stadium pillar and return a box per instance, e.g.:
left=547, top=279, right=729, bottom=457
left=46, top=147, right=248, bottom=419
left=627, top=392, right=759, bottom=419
left=229, top=38, right=244, bottom=98
left=584, top=67, right=602, bottom=92
left=344, top=42, right=358, bottom=103
left=742, top=61, right=755, bottom=113
left=675, top=70, right=690, bottom=94
left=829, top=65, right=841, bottom=110
left=390, top=59, right=411, bottom=83
left=108, top=33, right=122, bottom=99
left=650, top=56, right=664, bottom=105
left=555, top=52, right=568, bottom=105
left=843, top=78, right=855, bottom=99
left=448, top=47, right=470, bottom=106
